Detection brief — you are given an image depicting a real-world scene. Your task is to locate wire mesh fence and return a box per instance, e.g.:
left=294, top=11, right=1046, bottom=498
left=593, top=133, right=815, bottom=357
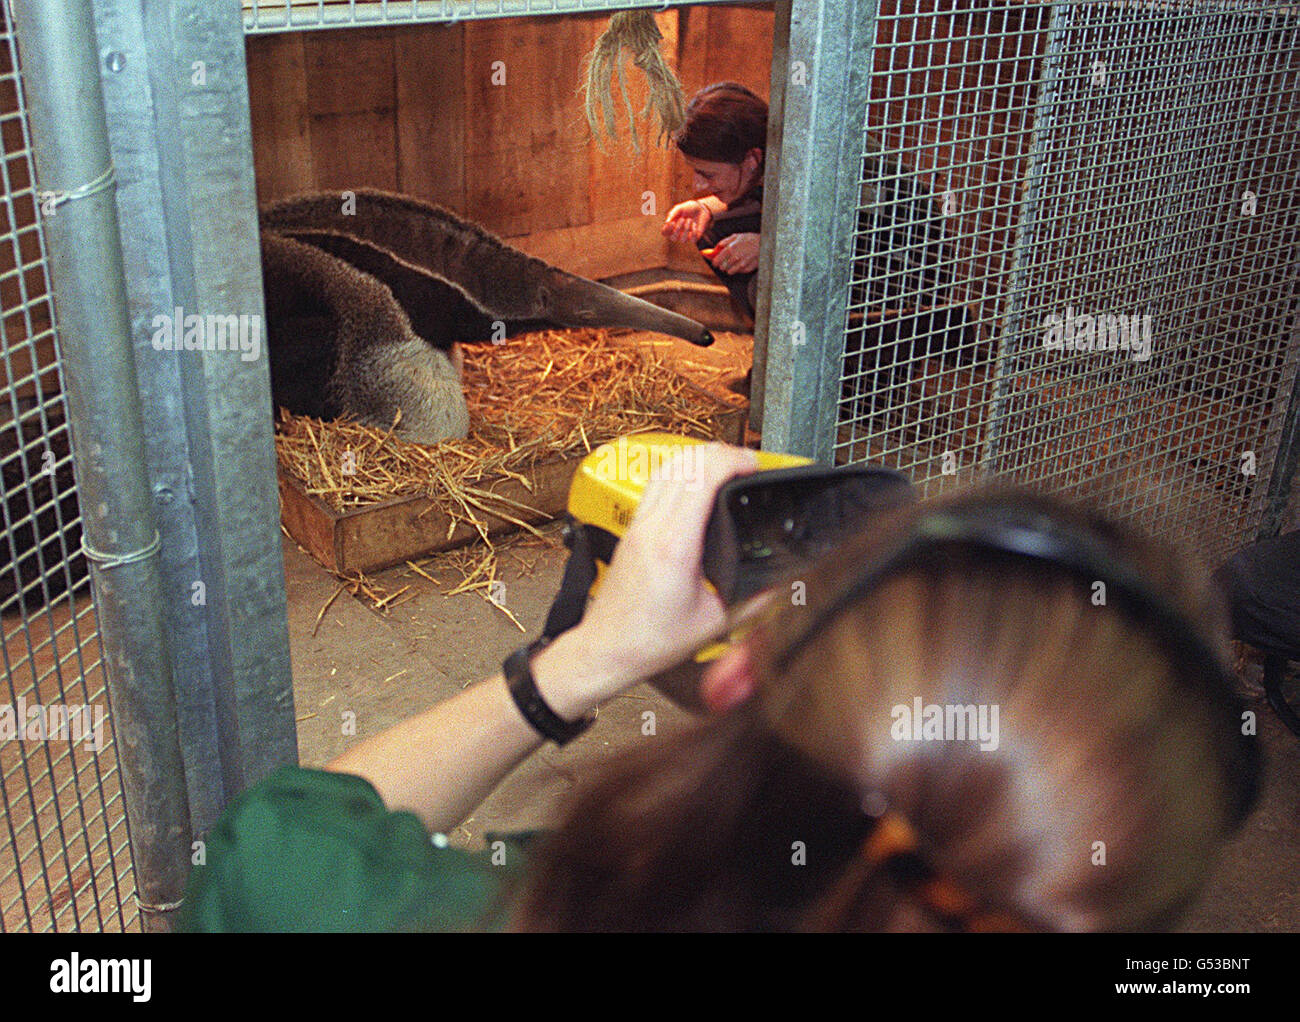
left=0, top=11, right=138, bottom=933
left=240, top=0, right=736, bottom=32
left=837, top=0, right=1300, bottom=568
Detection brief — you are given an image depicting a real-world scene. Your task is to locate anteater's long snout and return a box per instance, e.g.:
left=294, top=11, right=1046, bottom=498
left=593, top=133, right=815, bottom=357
left=548, top=274, right=715, bottom=347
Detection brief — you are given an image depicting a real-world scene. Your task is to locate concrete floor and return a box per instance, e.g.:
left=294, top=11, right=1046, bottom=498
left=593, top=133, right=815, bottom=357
left=1183, top=681, right=1300, bottom=930
left=287, top=524, right=701, bottom=845
left=286, top=518, right=1300, bottom=933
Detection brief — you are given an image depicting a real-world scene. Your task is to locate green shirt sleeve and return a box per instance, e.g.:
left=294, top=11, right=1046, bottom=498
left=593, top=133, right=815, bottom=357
left=179, top=765, right=527, bottom=932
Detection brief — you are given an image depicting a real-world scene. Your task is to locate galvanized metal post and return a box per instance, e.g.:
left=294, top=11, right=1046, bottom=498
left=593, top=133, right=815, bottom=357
left=87, top=0, right=298, bottom=830
left=978, top=0, right=1072, bottom=480
left=1258, top=311, right=1300, bottom=539
left=750, top=0, right=793, bottom=436
left=12, top=0, right=193, bottom=931
left=761, top=0, right=880, bottom=461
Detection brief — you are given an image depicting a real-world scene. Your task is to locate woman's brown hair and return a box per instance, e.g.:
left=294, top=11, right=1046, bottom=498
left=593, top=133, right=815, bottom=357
left=673, top=81, right=769, bottom=166
left=511, top=488, right=1259, bottom=931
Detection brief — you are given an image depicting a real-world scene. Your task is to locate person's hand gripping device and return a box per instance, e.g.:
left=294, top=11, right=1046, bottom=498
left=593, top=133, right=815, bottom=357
left=540, top=432, right=915, bottom=652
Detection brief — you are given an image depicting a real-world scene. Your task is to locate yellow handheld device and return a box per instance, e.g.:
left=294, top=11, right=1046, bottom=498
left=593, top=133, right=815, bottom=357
left=540, top=432, right=914, bottom=654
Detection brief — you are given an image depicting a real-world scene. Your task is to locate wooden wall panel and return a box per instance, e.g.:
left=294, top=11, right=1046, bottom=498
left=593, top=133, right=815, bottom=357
left=585, top=13, right=676, bottom=219
left=303, top=30, right=399, bottom=192
left=245, top=7, right=778, bottom=280
left=513, top=216, right=671, bottom=281
left=462, top=17, right=591, bottom=237
left=695, top=4, right=776, bottom=93
left=394, top=25, right=466, bottom=211
left=308, top=112, right=399, bottom=193
left=246, top=32, right=315, bottom=200
left=302, top=30, right=395, bottom=115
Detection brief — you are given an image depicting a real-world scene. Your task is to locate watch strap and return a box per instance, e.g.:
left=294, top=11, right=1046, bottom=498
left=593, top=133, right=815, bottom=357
left=504, top=638, right=596, bottom=746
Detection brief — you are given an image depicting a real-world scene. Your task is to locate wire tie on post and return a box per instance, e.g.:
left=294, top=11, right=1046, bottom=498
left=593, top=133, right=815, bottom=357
left=136, top=896, right=185, bottom=916
left=37, top=162, right=118, bottom=212
left=80, top=530, right=161, bottom=571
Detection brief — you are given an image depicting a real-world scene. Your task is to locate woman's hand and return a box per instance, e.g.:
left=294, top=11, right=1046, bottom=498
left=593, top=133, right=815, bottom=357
left=544, top=443, right=760, bottom=706
left=707, top=232, right=760, bottom=275
left=662, top=199, right=714, bottom=243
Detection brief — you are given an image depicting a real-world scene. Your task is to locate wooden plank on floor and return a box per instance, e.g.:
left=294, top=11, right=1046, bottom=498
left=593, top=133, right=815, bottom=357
left=278, top=469, right=346, bottom=571
left=277, top=373, right=745, bottom=575
left=332, top=456, right=577, bottom=574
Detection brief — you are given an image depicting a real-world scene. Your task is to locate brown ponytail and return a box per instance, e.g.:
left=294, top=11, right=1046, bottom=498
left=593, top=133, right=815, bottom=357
left=510, top=489, right=1257, bottom=931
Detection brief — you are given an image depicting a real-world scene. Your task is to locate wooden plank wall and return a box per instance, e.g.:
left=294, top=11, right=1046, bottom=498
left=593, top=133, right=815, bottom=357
left=246, top=6, right=776, bottom=281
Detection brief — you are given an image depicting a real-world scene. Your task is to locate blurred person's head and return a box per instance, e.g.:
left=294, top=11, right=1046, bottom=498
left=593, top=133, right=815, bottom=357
left=513, top=489, right=1259, bottom=931
left=673, top=82, right=767, bottom=205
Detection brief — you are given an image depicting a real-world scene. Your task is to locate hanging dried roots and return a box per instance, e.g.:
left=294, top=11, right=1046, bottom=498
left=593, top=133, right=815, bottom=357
left=581, top=11, right=687, bottom=153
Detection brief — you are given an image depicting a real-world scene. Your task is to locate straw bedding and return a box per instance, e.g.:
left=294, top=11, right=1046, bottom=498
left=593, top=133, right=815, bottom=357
left=277, top=327, right=743, bottom=619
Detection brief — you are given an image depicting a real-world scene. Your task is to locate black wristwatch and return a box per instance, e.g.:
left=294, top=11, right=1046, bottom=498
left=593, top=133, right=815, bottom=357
left=504, top=637, right=596, bottom=746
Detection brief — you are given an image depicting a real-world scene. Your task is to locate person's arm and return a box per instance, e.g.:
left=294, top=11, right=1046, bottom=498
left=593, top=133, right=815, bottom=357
left=662, top=196, right=729, bottom=243
left=323, top=629, right=613, bottom=835
left=326, top=443, right=760, bottom=835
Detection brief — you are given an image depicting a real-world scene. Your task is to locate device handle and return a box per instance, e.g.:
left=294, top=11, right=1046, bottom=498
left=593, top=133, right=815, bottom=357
left=541, top=521, right=600, bottom=640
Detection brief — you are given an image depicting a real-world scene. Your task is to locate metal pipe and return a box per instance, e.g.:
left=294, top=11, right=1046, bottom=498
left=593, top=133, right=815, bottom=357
left=1259, top=320, right=1300, bottom=540
left=761, top=0, right=881, bottom=460
left=620, top=281, right=730, bottom=299
left=977, top=0, right=1072, bottom=481
left=13, top=0, right=193, bottom=932
left=751, top=0, right=793, bottom=436
left=92, top=0, right=299, bottom=828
